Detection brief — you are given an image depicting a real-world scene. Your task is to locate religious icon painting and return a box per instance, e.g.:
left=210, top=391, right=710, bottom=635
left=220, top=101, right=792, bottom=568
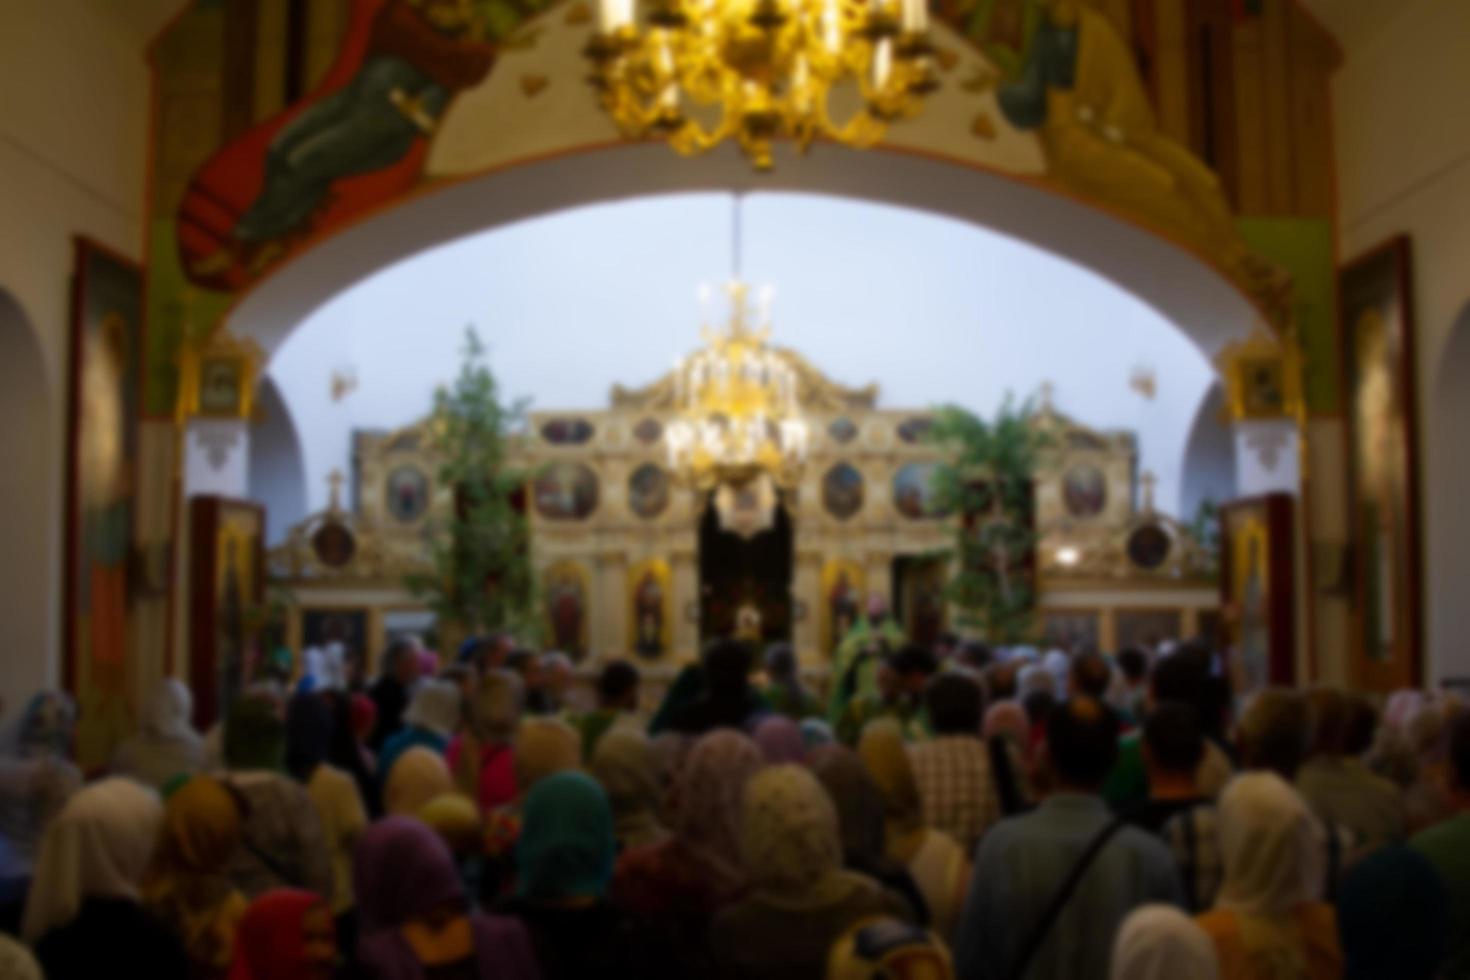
left=627, top=558, right=672, bottom=660
left=543, top=562, right=590, bottom=660
left=1221, top=494, right=1295, bottom=692
left=63, top=239, right=141, bottom=763
left=822, top=463, right=864, bottom=520
left=540, top=417, right=595, bottom=444
left=384, top=465, right=431, bottom=524
left=1124, top=522, right=1172, bottom=570
left=628, top=463, right=670, bottom=519
left=533, top=462, right=600, bottom=520
left=198, top=357, right=244, bottom=416
left=1240, top=359, right=1287, bottom=417
left=828, top=417, right=858, bottom=444
left=893, top=463, right=950, bottom=519
left=187, top=497, right=264, bottom=732
left=1340, top=236, right=1422, bottom=690
left=1061, top=463, right=1107, bottom=518
left=633, top=417, right=663, bottom=444
left=820, top=559, right=865, bottom=656
left=896, top=416, right=934, bottom=443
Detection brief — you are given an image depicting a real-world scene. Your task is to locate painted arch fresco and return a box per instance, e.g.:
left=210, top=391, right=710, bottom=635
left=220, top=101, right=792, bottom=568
left=144, top=0, right=1299, bottom=416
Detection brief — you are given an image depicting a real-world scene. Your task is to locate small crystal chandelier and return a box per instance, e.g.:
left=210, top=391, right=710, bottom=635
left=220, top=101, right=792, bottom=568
left=585, top=0, right=938, bottom=170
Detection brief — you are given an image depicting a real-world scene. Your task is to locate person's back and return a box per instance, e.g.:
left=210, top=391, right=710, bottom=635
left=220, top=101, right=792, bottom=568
left=1410, top=711, right=1470, bottom=979
left=1132, top=702, right=1221, bottom=913
left=910, top=674, right=1000, bottom=854
left=954, top=697, right=1182, bottom=980
left=1297, top=691, right=1404, bottom=848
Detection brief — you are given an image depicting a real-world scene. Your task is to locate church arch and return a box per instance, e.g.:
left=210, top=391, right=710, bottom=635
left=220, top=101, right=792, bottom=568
left=0, top=287, right=59, bottom=710
left=224, top=144, right=1262, bottom=364
left=1178, top=382, right=1237, bottom=523
left=1425, top=302, right=1470, bottom=683
left=248, top=375, right=309, bottom=545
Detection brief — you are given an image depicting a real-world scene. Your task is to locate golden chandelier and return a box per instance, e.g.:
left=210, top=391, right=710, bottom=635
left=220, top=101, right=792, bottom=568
left=585, top=0, right=938, bottom=169
left=665, top=281, right=809, bottom=492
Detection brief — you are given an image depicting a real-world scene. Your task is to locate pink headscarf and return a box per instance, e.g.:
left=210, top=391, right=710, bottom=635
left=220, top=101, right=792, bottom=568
left=753, top=716, right=807, bottom=765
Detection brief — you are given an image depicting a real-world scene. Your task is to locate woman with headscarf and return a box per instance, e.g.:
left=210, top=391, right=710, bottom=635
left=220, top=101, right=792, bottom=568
left=142, top=776, right=248, bottom=980
left=384, top=746, right=456, bottom=817
left=614, top=730, right=765, bottom=975
left=499, top=771, right=673, bottom=979
left=808, top=744, right=928, bottom=924
left=25, top=778, right=188, bottom=979
left=418, top=793, right=485, bottom=897
left=112, top=678, right=205, bottom=789
left=479, top=717, right=583, bottom=902
left=1195, top=772, right=1342, bottom=980
left=712, top=765, right=910, bottom=980
left=228, top=889, right=338, bottom=980
left=753, top=715, right=808, bottom=765
left=220, top=696, right=334, bottom=901
left=0, top=691, right=81, bottom=931
left=589, top=729, right=670, bottom=852
left=446, top=669, right=523, bottom=812
left=286, top=692, right=367, bottom=921
left=856, top=719, right=970, bottom=941
left=378, top=680, right=463, bottom=778
left=1110, top=905, right=1221, bottom=980
left=1336, top=845, right=1448, bottom=980
left=352, top=816, right=538, bottom=980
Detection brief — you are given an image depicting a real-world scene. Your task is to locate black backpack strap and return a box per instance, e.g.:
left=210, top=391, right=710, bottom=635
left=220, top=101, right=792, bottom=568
left=1179, top=808, right=1200, bottom=913
left=988, top=735, right=1023, bottom=817
left=1007, top=814, right=1131, bottom=980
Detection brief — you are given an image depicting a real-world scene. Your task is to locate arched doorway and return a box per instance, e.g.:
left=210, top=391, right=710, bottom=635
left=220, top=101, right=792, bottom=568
left=0, top=289, right=57, bottom=711
left=247, top=375, right=308, bottom=545
left=1180, top=383, right=1237, bottom=525
left=1426, top=302, right=1470, bottom=683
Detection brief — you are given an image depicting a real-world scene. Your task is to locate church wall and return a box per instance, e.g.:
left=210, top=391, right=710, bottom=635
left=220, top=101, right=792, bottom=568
left=0, top=0, right=150, bottom=701
left=1329, top=0, right=1470, bottom=685
left=248, top=377, right=309, bottom=545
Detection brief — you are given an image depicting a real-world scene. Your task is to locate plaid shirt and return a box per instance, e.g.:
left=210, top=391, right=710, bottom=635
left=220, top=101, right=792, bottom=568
left=909, top=735, right=1001, bottom=855
left=1159, top=802, right=1222, bottom=914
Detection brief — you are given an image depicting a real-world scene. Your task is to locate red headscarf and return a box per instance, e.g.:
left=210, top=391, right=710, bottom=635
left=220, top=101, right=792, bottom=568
left=350, top=694, right=378, bottom=741
left=229, top=889, right=334, bottom=980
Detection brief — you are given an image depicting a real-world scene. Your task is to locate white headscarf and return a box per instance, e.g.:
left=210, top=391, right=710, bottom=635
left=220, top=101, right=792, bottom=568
left=0, top=935, right=41, bottom=980
left=111, top=680, right=204, bottom=790
left=402, top=680, right=463, bottom=739
left=1110, top=905, right=1220, bottom=980
left=21, top=777, right=163, bottom=941
left=1215, top=772, right=1324, bottom=916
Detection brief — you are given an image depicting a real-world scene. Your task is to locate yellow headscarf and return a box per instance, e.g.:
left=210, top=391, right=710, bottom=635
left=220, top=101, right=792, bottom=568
left=857, top=718, right=925, bottom=862
left=385, top=747, right=456, bottom=816
left=141, top=776, right=248, bottom=973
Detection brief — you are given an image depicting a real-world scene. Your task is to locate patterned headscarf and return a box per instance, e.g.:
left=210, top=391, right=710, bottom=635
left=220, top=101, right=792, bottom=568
left=384, top=747, right=455, bottom=816
left=516, top=772, right=616, bottom=900
left=673, top=730, right=764, bottom=886
left=740, top=765, right=856, bottom=909
left=753, top=716, right=808, bottom=764
left=808, top=745, right=887, bottom=866
left=589, top=730, right=668, bottom=851
left=2, top=692, right=76, bottom=760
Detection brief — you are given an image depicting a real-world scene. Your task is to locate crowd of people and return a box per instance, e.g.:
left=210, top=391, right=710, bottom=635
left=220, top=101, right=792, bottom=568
left=0, top=610, right=1467, bottom=979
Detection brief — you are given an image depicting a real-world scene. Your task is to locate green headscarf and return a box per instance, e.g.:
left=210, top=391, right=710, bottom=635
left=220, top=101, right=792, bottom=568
left=516, top=771, right=616, bottom=901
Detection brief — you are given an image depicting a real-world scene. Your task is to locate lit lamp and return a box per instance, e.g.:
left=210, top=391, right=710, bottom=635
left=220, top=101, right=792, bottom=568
left=586, top=0, right=938, bottom=169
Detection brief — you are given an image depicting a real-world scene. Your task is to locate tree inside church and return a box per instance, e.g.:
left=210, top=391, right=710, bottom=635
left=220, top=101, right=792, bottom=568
left=929, top=398, right=1046, bottom=643
left=405, top=328, right=536, bottom=642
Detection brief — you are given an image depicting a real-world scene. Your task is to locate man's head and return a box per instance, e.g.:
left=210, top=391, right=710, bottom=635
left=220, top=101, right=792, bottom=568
left=539, top=652, right=575, bottom=696
left=1142, top=701, right=1204, bottom=784
left=1149, top=643, right=1226, bottom=735
left=955, top=640, right=993, bottom=673
left=764, top=643, right=798, bottom=683
left=1237, top=688, right=1312, bottom=779
left=926, top=673, right=984, bottom=736
left=887, top=645, right=939, bottom=698
left=866, top=591, right=890, bottom=622
left=702, top=637, right=752, bottom=698
left=1044, top=696, right=1121, bottom=792
left=384, top=637, right=422, bottom=687
left=1116, top=647, right=1148, bottom=686
left=596, top=659, right=641, bottom=711
left=1070, top=652, right=1113, bottom=700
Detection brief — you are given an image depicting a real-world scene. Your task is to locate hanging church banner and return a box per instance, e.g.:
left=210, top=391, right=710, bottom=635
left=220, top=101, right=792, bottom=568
left=64, top=239, right=142, bottom=769
left=1339, top=237, right=1422, bottom=691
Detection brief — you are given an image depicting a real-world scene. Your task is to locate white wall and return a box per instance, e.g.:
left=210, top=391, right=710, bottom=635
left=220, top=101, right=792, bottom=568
left=1179, top=384, right=1236, bottom=523
left=249, top=377, right=309, bottom=545
left=0, top=0, right=149, bottom=703
left=267, top=192, right=1218, bottom=524
left=1330, top=0, right=1470, bottom=684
